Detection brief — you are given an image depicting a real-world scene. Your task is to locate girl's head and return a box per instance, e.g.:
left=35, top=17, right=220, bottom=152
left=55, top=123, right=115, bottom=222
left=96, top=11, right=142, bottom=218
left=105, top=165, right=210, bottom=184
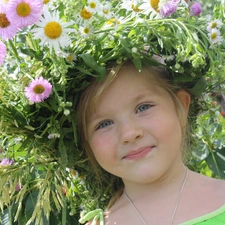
left=76, top=61, right=191, bottom=185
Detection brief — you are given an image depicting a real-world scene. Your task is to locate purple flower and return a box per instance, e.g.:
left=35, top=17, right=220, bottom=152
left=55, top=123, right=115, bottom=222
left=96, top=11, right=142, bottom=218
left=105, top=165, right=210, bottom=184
left=0, top=4, right=20, bottom=40
left=6, top=0, right=43, bottom=28
left=24, top=76, right=52, bottom=103
left=0, top=41, right=6, bottom=65
left=160, top=0, right=180, bottom=17
left=0, top=158, right=14, bottom=166
left=189, top=2, right=202, bottom=16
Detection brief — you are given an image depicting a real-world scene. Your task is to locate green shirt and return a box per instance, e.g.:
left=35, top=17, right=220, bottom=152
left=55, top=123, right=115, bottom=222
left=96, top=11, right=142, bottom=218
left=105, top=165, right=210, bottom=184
left=180, top=205, right=225, bottom=225
left=80, top=205, right=225, bottom=225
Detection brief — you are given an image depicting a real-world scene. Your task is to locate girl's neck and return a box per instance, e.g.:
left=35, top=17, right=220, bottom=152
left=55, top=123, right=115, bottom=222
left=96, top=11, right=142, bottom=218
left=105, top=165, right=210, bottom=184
left=123, top=163, right=187, bottom=201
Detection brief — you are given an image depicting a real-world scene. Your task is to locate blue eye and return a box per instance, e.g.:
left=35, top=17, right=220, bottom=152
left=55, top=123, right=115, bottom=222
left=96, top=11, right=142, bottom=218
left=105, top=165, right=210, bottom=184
left=96, top=120, right=113, bottom=130
left=136, top=103, right=151, bottom=113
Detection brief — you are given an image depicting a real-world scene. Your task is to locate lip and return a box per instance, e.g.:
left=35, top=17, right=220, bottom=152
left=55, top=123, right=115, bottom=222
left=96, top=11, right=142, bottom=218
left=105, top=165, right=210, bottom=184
left=123, top=146, right=153, bottom=160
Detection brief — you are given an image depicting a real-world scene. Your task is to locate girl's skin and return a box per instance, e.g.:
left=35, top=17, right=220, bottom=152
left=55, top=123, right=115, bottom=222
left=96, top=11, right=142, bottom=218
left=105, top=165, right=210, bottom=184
left=85, top=66, right=225, bottom=225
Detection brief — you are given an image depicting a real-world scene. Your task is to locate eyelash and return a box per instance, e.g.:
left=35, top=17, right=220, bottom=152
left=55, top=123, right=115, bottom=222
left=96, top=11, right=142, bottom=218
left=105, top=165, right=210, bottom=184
left=136, top=103, right=152, bottom=113
left=96, top=120, right=113, bottom=130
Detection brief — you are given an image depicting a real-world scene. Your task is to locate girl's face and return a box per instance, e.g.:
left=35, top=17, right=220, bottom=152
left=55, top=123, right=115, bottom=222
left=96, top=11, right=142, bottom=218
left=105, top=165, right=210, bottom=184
left=86, top=67, right=189, bottom=185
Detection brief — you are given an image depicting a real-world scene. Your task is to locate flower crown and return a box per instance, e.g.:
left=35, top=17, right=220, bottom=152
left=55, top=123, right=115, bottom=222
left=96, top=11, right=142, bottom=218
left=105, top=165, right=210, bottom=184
left=0, top=0, right=225, bottom=223
left=1, top=1, right=225, bottom=99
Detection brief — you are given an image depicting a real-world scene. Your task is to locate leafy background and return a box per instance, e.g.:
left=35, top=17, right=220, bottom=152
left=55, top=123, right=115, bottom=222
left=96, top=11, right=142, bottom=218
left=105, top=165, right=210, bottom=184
left=0, top=0, right=225, bottom=225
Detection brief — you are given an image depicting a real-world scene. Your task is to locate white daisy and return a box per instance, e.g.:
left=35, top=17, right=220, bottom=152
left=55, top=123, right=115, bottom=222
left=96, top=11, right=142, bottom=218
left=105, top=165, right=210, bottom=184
left=208, top=28, right=223, bottom=45
left=207, top=19, right=223, bottom=32
left=99, top=2, right=112, bottom=19
left=86, top=0, right=102, bottom=13
left=77, top=7, right=93, bottom=24
left=121, top=0, right=143, bottom=13
left=31, top=8, right=75, bottom=52
left=105, top=15, right=127, bottom=30
left=79, top=24, right=94, bottom=38
left=139, top=0, right=160, bottom=15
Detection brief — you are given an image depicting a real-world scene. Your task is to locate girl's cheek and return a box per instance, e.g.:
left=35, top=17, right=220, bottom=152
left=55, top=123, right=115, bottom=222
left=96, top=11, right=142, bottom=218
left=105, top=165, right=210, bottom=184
left=90, top=133, right=111, bottom=150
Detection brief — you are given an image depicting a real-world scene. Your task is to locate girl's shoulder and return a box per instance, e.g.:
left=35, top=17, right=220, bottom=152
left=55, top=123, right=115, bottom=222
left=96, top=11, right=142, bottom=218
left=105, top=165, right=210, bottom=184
left=187, top=171, right=225, bottom=209
left=190, top=171, right=225, bottom=191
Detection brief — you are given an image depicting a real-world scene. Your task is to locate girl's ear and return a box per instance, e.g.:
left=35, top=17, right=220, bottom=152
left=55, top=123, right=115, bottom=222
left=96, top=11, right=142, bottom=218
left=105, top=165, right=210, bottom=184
left=177, top=90, right=191, bottom=114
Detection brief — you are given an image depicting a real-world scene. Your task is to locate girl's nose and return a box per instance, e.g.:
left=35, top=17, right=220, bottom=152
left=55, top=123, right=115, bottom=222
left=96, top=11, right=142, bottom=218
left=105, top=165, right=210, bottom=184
left=119, top=121, right=144, bottom=144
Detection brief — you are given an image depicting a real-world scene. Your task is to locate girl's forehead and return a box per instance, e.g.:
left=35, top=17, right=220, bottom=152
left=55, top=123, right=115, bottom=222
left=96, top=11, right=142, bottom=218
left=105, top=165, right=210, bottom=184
left=87, top=70, right=171, bottom=116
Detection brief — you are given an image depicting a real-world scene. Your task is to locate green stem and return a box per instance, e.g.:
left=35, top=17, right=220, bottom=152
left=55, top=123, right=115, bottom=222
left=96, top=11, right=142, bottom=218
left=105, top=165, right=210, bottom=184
left=8, top=39, right=21, bottom=62
left=9, top=205, right=13, bottom=225
left=62, top=205, right=67, bottom=225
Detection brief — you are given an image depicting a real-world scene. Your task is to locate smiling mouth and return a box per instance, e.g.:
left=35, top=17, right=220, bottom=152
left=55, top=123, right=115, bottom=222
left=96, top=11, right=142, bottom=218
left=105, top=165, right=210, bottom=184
left=123, top=147, right=153, bottom=160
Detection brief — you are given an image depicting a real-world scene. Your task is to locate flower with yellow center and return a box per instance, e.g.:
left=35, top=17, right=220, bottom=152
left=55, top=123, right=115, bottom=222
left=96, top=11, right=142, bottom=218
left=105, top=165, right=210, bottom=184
left=6, top=0, right=43, bottom=28
left=87, top=0, right=102, bottom=13
left=31, top=8, right=75, bottom=52
left=139, top=0, right=161, bottom=16
left=80, top=7, right=92, bottom=20
left=105, top=15, right=126, bottom=30
left=121, top=0, right=142, bottom=13
left=139, top=0, right=180, bottom=17
left=0, top=5, right=19, bottom=40
left=208, top=28, right=223, bottom=45
left=24, top=76, right=52, bottom=103
left=43, top=0, right=50, bottom=4
left=99, top=2, right=112, bottom=19
left=207, top=19, right=223, bottom=32
left=150, top=0, right=160, bottom=12
left=79, top=25, right=94, bottom=38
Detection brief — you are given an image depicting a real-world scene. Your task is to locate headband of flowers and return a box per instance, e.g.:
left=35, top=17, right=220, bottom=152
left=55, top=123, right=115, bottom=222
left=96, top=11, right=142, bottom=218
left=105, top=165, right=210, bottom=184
left=0, top=0, right=225, bottom=100
left=0, top=0, right=225, bottom=224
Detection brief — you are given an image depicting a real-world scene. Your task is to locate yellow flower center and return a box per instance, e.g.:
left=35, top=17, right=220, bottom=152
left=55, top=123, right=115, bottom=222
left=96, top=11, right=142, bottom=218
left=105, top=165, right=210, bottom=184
left=107, top=18, right=121, bottom=25
left=66, top=54, right=73, bottom=62
left=4, top=0, right=8, bottom=3
left=103, top=9, right=109, bottom=15
left=89, top=2, right=97, bottom=9
left=211, top=22, right=217, bottom=29
left=132, top=4, right=142, bottom=12
left=0, top=13, right=10, bottom=28
left=44, top=21, right=62, bottom=39
left=33, top=85, right=45, bottom=94
left=107, top=18, right=120, bottom=25
left=83, top=27, right=90, bottom=34
left=150, top=0, right=160, bottom=12
left=80, top=8, right=92, bottom=20
left=43, top=0, right=50, bottom=4
left=71, top=170, right=77, bottom=176
left=211, top=32, right=217, bottom=40
left=16, top=2, right=31, bottom=17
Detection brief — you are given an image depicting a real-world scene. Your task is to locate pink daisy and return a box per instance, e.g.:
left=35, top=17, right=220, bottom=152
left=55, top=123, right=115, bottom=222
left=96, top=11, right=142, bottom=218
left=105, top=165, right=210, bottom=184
left=0, top=41, right=6, bottom=65
left=6, top=0, right=43, bottom=28
left=160, top=0, right=180, bottom=17
left=0, top=4, right=20, bottom=40
left=24, top=77, right=52, bottom=103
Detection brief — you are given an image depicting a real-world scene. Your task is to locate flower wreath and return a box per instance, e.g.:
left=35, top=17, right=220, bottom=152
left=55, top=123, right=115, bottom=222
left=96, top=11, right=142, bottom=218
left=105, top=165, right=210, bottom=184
left=0, top=0, right=225, bottom=224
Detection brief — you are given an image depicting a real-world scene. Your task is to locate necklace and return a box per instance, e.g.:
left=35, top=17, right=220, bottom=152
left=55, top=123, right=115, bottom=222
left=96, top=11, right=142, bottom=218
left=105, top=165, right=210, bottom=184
left=124, top=167, right=188, bottom=225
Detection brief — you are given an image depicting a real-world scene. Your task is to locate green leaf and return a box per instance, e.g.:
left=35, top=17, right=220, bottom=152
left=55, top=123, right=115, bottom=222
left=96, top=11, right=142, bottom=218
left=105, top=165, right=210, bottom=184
left=80, top=54, right=106, bottom=78
left=25, top=191, right=39, bottom=224
left=132, top=58, right=142, bottom=71
left=206, top=147, right=225, bottom=179
left=0, top=208, right=10, bottom=225
left=189, top=77, right=208, bottom=97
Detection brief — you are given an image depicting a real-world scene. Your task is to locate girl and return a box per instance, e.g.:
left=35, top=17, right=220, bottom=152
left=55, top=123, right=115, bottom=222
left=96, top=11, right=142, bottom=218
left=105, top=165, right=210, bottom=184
left=77, top=61, right=225, bottom=225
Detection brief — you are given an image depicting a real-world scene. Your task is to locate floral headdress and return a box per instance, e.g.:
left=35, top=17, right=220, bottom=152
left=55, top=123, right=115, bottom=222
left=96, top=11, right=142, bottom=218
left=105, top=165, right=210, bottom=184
left=0, top=0, right=225, bottom=224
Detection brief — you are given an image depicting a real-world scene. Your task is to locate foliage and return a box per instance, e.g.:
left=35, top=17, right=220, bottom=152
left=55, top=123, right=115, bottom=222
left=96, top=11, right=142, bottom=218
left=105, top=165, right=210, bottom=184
left=0, top=0, right=225, bottom=224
